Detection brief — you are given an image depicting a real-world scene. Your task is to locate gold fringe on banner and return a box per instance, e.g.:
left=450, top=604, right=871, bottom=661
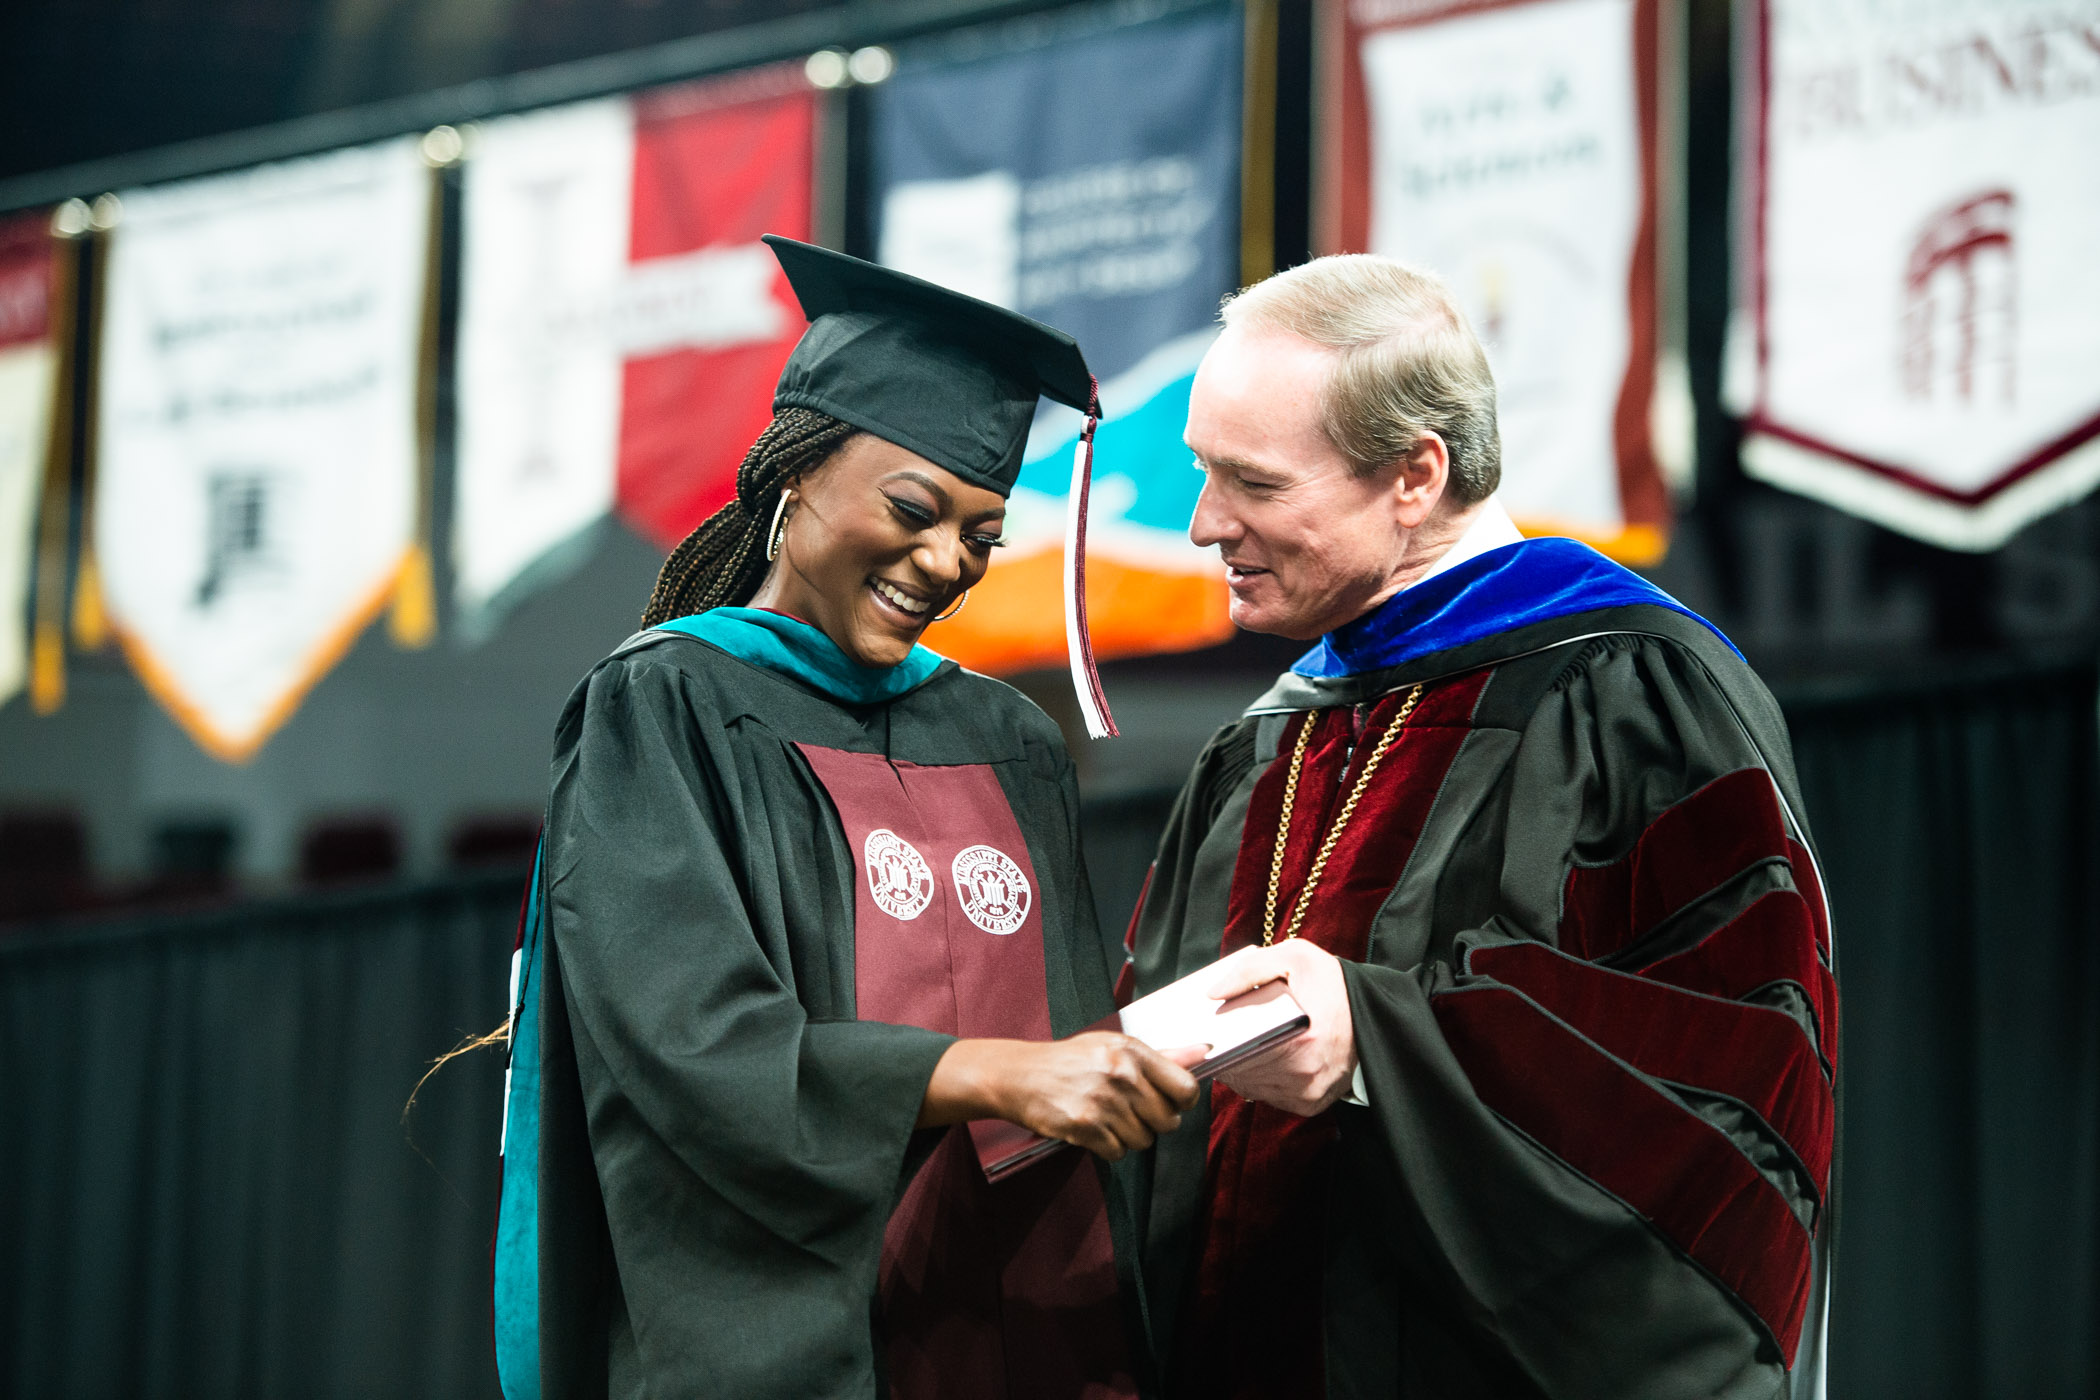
left=69, top=551, right=107, bottom=650
left=28, top=203, right=88, bottom=714
left=66, top=202, right=113, bottom=655
left=388, top=543, right=437, bottom=647
left=1240, top=0, right=1279, bottom=289
left=389, top=140, right=454, bottom=650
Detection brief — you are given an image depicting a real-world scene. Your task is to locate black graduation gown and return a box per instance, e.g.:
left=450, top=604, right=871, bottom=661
left=526, top=629, right=1145, bottom=1400
left=1129, top=603, right=1839, bottom=1400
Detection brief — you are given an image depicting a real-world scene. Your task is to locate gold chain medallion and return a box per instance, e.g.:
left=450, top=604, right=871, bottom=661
left=1261, top=684, right=1427, bottom=947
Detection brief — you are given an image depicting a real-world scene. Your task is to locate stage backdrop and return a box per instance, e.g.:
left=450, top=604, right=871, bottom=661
left=867, top=0, right=1243, bottom=674
left=1732, top=0, right=2100, bottom=552
left=2, top=667, right=2096, bottom=1399
left=0, top=213, right=56, bottom=709
left=92, top=139, right=434, bottom=761
left=450, top=67, right=816, bottom=638
left=1322, top=0, right=1674, bottom=564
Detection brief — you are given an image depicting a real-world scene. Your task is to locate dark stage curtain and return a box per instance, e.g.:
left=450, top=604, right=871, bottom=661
left=1789, top=662, right=2100, bottom=1400
left=2, top=668, right=2096, bottom=1398
left=0, top=875, right=521, bottom=1400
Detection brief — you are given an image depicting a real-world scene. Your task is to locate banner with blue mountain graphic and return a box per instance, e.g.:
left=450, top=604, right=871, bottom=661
left=869, top=0, right=1242, bottom=673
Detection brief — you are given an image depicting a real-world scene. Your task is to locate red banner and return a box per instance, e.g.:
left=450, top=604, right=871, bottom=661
left=0, top=210, right=57, bottom=708
left=453, top=67, right=817, bottom=631
left=618, top=76, right=816, bottom=547
left=0, top=213, right=52, bottom=351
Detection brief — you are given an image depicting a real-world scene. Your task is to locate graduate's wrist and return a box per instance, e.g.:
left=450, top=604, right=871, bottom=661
left=916, top=1038, right=1009, bottom=1128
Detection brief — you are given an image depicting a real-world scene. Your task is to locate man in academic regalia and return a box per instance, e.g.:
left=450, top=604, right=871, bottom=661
left=1126, top=255, right=1838, bottom=1400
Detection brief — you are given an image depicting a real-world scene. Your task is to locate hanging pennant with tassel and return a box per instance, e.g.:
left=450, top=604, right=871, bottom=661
left=25, top=203, right=89, bottom=713
left=389, top=136, right=454, bottom=652
left=64, top=200, right=111, bottom=660
left=1062, top=377, right=1118, bottom=740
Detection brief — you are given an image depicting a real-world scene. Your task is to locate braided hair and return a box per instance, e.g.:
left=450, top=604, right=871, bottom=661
left=642, top=408, right=860, bottom=626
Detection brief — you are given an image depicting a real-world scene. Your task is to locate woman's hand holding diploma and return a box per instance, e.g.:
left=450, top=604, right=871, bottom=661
left=919, top=1035, right=1205, bottom=1160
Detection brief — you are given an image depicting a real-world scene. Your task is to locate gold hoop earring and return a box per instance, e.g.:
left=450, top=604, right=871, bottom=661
left=765, top=489, right=794, bottom=562
left=933, top=589, right=968, bottom=622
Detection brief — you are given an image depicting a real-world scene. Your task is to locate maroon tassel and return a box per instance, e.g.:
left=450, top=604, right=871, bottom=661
left=1063, top=376, right=1117, bottom=739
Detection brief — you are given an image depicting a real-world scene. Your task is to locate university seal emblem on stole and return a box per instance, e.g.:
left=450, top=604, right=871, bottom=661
left=951, top=844, right=1030, bottom=936
left=863, top=828, right=934, bottom=920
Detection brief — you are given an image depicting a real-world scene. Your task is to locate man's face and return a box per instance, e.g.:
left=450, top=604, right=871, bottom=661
left=1185, top=325, right=1410, bottom=640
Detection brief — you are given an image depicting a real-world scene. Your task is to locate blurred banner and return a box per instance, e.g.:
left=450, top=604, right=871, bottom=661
left=95, top=139, right=432, bottom=761
left=870, top=2, right=1241, bottom=674
left=452, top=68, right=814, bottom=636
left=1323, top=0, right=1671, bottom=564
left=1733, top=1, right=2100, bottom=551
left=0, top=213, right=57, bottom=708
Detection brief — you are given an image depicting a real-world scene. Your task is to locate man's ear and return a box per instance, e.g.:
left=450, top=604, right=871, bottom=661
left=1391, top=431, right=1449, bottom=529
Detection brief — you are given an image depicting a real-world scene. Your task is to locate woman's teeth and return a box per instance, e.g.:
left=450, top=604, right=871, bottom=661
left=874, top=580, right=929, bottom=615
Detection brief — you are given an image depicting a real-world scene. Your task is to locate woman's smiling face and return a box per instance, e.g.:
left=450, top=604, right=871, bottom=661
left=748, top=432, right=1007, bottom=669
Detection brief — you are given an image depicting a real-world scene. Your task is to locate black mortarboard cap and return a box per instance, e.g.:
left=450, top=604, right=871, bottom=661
left=765, top=234, right=1095, bottom=498
left=762, top=234, right=1118, bottom=739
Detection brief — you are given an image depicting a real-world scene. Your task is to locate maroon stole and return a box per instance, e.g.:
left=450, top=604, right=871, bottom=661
left=1171, top=675, right=1488, bottom=1400
left=796, top=745, right=1136, bottom=1400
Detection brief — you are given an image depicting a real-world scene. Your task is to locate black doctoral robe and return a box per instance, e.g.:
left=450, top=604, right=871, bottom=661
left=511, top=621, right=1146, bottom=1400
left=1129, top=546, right=1839, bottom=1400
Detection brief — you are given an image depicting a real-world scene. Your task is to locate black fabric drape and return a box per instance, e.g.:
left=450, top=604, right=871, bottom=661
left=2, top=668, right=2096, bottom=1399
left=1788, top=662, right=2100, bottom=1400
left=0, top=875, right=519, bottom=1400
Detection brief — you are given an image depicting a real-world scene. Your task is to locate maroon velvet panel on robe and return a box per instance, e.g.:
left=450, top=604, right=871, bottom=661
left=1465, top=940, right=1835, bottom=1199
left=796, top=745, right=1134, bottom=1400
left=1637, top=889, right=1838, bottom=1070
left=1432, top=985, right=1815, bottom=1359
left=1558, top=767, right=1794, bottom=962
left=1432, top=764, right=1837, bottom=1362
left=1173, top=674, right=1489, bottom=1400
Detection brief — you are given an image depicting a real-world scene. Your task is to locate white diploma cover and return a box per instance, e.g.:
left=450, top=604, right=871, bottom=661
left=979, top=963, right=1309, bottom=1182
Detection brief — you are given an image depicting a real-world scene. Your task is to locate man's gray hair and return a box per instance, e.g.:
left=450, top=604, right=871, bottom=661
left=1220, top=254, right=1501, bottom=504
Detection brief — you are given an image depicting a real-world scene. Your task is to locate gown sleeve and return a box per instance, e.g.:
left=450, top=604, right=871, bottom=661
left=543, top=654, right=955, bottom=1400
left=1341, top=633, right=1836, bottom=1399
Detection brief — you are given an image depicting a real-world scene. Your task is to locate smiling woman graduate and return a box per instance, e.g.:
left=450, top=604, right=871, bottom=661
left=491, top=238, right=1199, bottom=1400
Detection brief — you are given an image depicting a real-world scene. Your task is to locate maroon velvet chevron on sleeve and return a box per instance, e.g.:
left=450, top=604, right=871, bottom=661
left=1430, top=767, right=1837, bottom=1365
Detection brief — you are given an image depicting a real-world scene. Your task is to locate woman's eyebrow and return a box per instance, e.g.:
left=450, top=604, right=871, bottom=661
left=883, top=470, right=952, bottom=508
left=887, top=468, right=1003, bottom=526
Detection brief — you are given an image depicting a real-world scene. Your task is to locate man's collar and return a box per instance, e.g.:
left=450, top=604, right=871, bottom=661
left=1411, top=497, right=1525, bottom=589
left=1287, top=533, right=1739, bottom=682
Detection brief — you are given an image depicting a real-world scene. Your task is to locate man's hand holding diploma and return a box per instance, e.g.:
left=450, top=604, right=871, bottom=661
left=1206, top=942, right=1358, bottom=1117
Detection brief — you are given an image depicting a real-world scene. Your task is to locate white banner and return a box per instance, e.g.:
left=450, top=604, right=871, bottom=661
left=452, top=76, right=817, bottom=636
left=452, top=99, right=634, bottom=633
left=0, top=343, right=53, bottom=709
left=1341, top=0, right=1673, bottom=563
left=1739, top=0, right=2100, bottom=549
left=95, top=138, right=431, bottom=759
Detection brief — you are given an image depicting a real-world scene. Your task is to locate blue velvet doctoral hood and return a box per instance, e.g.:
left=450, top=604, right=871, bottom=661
left=1291, top=537, right=1739, bottom=680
